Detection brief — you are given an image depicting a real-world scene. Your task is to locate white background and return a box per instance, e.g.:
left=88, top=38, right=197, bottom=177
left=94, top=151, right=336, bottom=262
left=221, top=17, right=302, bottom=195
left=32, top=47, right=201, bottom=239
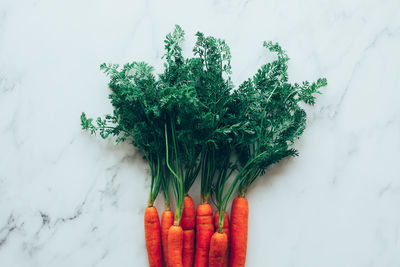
left=1, top=0, right=400, bottom=266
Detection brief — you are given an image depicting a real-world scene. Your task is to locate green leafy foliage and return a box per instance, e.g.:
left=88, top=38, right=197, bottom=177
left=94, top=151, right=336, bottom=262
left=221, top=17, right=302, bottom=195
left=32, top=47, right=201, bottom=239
left=231, top=42, right=327, bottom=196
left=80, top=25, right=327, bottom=226
left=160, top=26, right=204, bottom=221
left=81, top=26, right=206, bottom=222
left=191, top=31, right=243, bottom=203
left=81, top=60, right=165, bottom=206
left=209, top=41, right=326, bottom=230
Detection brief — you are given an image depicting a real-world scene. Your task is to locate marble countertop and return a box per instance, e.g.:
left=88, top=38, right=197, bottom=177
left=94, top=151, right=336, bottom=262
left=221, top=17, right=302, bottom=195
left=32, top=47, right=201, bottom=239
left=1, top=0, right=399, bottom=266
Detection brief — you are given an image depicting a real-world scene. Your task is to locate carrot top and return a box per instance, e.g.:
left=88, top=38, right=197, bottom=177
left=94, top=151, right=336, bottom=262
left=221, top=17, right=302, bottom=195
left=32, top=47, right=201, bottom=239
left=191, top=32, right=248, bottom=204
left=80, top=60, right=165, bottom=207
left=80, top=25, right=327, bottom=229
left=211, top=42, right=327, bottom=232
left=79, top=26, right=202, bottom=209
left=231, top=42, right=327, bottom=197
left=160, top=26, right=203, bottom=224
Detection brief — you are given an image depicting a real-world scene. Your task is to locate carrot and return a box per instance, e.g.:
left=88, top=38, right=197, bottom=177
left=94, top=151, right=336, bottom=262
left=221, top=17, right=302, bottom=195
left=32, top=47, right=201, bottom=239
left=183, top=229, right=195, bottom=267
left=168, top=225, right=184, bottom=267
left=194, top=203, right=214, bottom=267
left=209, top=232, right=228, bottom=267
left=229, top=197, right=248, bottom=267
left=181, top=196, right=196, bottom=267
left=214, top=211, right=230, bottom=267
left=161, top=210, right=174, bottom=267
left=181, top=196, right=196, bottom=229
left=145, top=206, right=163, bottom=267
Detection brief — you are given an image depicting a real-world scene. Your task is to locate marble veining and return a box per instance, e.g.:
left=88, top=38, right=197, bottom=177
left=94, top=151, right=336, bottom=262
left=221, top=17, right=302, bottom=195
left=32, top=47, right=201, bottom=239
left=1, top=0, right=400, bottom=266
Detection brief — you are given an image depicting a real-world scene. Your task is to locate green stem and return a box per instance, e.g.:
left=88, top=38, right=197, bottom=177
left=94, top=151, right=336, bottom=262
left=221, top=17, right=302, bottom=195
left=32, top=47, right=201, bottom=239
left=165, top=121, right=184, bottom=224
left=161, top=158, right=171, bottom=210
left=221, top=151, right=267, bottom=215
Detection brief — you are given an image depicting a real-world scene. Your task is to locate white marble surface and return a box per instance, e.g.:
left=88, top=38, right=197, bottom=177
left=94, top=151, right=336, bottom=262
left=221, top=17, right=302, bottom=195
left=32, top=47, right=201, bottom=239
left=1, top=0, right=400, bottom=266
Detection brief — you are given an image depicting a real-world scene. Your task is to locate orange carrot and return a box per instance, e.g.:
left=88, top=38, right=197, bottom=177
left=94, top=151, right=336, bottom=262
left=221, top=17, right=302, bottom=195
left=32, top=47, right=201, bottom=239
left=161, top=210, right=174, bottom=267
left=145, top=206, right=163, bottom=267
left=194, top=203, right=214, bottom=267
left=209, top=232, right=228, bottom=267
left=181, top=196, right=196, bottom=229
left=183, top=229, right=195, bottom=267
left=214, top=211, right=230, bottom=267
left=229, top=197, right=249, bottom=267
left=181, top=196, right=196, bottom=267
left=168, top=225, right=184, bottom=267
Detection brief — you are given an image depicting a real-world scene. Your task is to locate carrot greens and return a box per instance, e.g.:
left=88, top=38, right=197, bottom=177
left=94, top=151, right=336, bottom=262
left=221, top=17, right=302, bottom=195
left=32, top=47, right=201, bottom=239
left=231, top=41, right=327, bottom=197
left=207, top=41, right=327, bottom=232
left=80, top=61, right=165, bottom=207
left=159, top=25, right=203, bottom=223
left=191, top=31, right=242, bottom=205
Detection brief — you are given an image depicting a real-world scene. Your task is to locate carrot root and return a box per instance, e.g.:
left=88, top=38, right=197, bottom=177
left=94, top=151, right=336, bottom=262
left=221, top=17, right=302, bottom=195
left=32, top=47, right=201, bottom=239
left=209, top=232, right=228, bottom=267
left=194, top=203, right=214, bottom=267
left=144, top=206, right=163, bottom=267
left=161, top=210, right=174, bottom=267
left=181, top=196, right=196, bottom=229
left=214, top=211, right=230, bottom=267
left=167, top=225, right=184, bottom=267
left=182, top=229, right=195, bottom=267
left=180, top=196, right=195, bottom=267
left=230, top=197, right=249, bottom=267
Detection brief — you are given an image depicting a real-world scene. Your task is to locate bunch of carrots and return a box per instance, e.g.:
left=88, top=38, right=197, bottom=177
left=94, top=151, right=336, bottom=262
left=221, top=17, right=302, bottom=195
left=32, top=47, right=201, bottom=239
left=81, top=25, right=327, bottom=267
